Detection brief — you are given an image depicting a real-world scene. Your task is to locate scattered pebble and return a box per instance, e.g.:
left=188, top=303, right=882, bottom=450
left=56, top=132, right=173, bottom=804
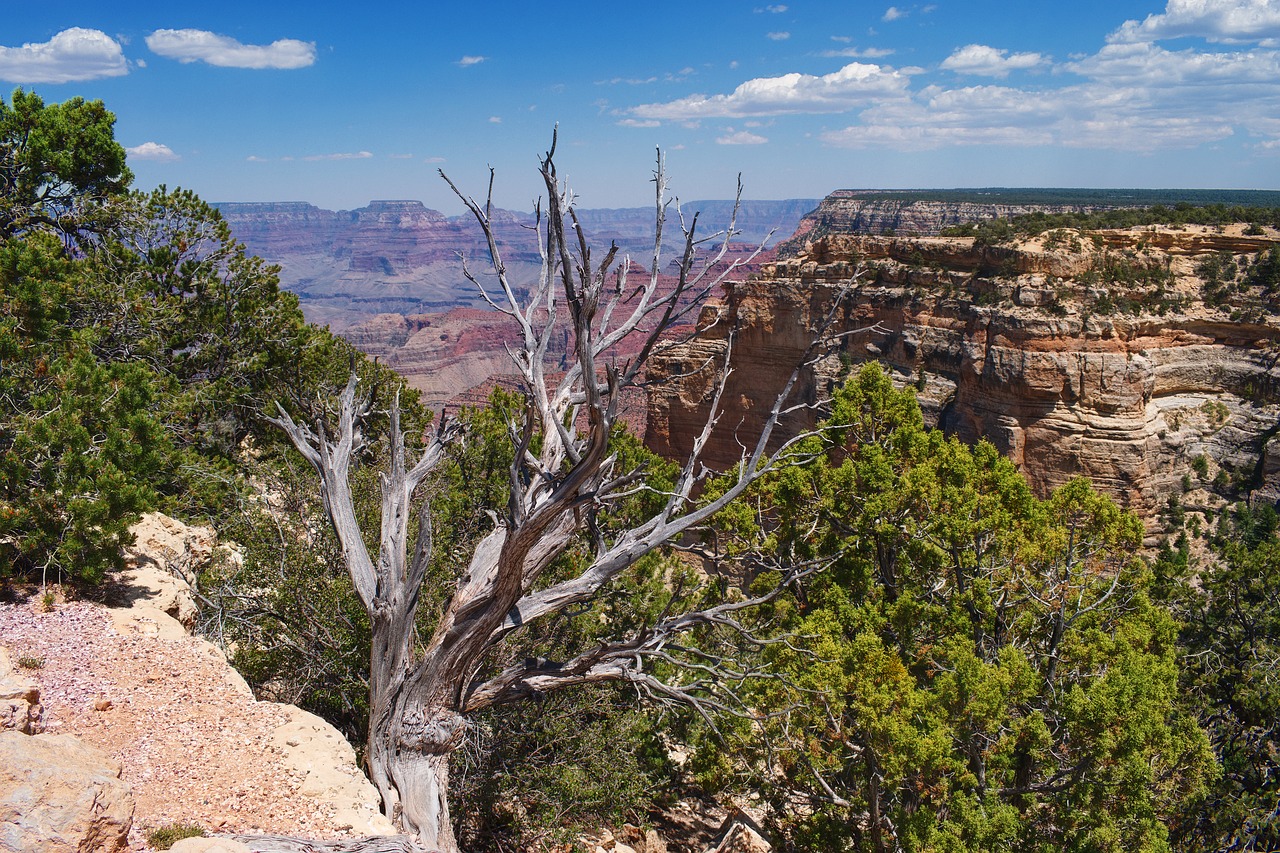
left=0, top=601, right=360, bottom=851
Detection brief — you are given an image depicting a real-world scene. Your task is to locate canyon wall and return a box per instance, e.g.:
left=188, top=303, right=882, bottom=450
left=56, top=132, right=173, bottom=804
left=775, top=191, right=1118, bottom=254
left=646, top=226, right=1280, bottom=523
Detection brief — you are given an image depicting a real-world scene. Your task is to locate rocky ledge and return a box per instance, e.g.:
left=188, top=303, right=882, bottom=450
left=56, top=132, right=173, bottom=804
left=646, top=224, right=1280, bottom=526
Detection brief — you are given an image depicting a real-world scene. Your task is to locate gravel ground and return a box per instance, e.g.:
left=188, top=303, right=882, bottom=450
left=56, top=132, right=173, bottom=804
left=0, top=599, right=358, bottom=850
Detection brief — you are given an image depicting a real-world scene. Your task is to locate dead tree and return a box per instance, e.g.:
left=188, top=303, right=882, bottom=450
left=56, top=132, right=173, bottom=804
left=270, top=135, right=859, bottom=852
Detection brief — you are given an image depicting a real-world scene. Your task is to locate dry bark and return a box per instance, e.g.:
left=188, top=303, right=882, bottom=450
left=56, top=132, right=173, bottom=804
left=271, top=135, right=865, bottom=852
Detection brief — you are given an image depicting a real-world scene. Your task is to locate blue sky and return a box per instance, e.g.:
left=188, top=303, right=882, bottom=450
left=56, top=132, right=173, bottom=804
left=4, top=0, right=1280, bottom=212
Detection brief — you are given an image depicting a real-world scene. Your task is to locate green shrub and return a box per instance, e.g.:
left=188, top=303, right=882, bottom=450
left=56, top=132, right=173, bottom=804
left=145, top=823, right=204, bottom=849
left=1192, top=454, right=1210, bottom=478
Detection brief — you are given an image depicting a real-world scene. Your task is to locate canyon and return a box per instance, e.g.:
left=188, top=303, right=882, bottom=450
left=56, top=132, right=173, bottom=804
left=222, top=192, right=1280, bottom=522
left=645, top=222, right=1280, bottom=526
left=220, top=198, right=804, bottom=410
left=217, top=198, right=817, bottom=331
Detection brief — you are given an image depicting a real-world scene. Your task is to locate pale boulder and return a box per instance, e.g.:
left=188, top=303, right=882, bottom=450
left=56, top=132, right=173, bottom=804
left=0, top=647, right=43, bottom=735
left=0, top=732, right=134, bottom=853
left=269, top=705, right=396, bottom=835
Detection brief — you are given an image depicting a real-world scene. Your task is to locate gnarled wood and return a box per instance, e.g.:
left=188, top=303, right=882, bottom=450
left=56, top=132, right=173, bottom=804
left=217, top=833, right=427, bottom=853
left=272, top=137, right=869, bottom=851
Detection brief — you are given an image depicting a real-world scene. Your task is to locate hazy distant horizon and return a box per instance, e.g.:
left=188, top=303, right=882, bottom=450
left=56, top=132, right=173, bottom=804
left=212, top=188, right=1280, bottom=216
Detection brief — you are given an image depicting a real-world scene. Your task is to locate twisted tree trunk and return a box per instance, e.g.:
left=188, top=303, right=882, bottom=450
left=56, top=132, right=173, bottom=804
left=271, top=138, right=863, bottom=851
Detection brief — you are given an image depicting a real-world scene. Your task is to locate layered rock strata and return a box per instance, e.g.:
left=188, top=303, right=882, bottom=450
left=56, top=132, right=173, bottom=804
left=776, top=192, right=1115, bottom=254
left=646, top=225, right=1280, bottom=523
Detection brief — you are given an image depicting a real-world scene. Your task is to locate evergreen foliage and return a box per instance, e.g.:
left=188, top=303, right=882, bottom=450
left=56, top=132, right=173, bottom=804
left=942, top=203, right=1280, bottom=242
left=0, top=89, right=131, bottom=241
left=711, top=365, right=1213, bottom=852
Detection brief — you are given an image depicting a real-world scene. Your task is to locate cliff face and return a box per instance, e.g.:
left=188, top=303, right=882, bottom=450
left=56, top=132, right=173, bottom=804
left=776, top=192, right=1117, bottom=254
left=646, top=225, right=1280, bottom=523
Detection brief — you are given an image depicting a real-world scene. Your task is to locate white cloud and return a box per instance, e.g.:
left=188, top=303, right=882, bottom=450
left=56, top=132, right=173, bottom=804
left=767, top=31, right=791, bottom=41
left=0, top=27, right=127, bottom=83
left=822, top=46, right=895, bottom=58
left=302, top=151, right=373, bottom=161
left=822, top=84, right=1059, bottom=149
left=597, top=75, right=658, bottom=85
left=882, top=6, right=906, bottom=21
left=716, top=129, right=769, bottom=145
left=632, top=61, right=911, bottom=119
left=423, top=156, right=446, bottom=163
left=631, top=16, right=1280, bottom=155
left=823, top=49, right=1268, bottom=153
left=457, top=55, right=486, bottom=66
left=617, top=118, right=661, bottom=127
left=941, top=44, right=1049, bottom=77
left=488, top=116, right=502, bottom=123
left=126, top=141, right=180, bottom=162
left=246, top=155, right=268, bottom=162
left=766, top=4, right=789, bottom=12
left=1112, top=0, right=1280, bottom=44
left=146, top=29, right=315, bottom=69
left=388, top=153, right=414, bottom=159
left=1065, top=39, right=1280, bottom=86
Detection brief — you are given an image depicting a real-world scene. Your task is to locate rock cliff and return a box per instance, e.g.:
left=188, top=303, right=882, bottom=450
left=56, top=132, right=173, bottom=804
left=646, top=224, right=1280, bottom=524
left=775, top=191, right=1119, bottom=256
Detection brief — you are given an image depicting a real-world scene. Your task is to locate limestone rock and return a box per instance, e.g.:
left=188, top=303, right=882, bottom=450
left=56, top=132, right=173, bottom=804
left=705, top=819, right=771, bottom=853
left=775, top=193, right=1119, bottom=256
left=0, top=731, right=134, bottom=852
left=648, top=224, right=1280, bottom=529
left=269, top=706, right=396, bottom=836
left=121, top=513, right=216, bottom=628
left=0, top=647, right=42, bottom=735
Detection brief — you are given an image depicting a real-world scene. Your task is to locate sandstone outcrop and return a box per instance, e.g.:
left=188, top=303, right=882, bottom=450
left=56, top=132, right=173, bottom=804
left=0, top=731, right=134, bottom=853
left=118, top=512, right=215, bottom=629
left=0, top=647, right=43, bottom=735
left=646, top=224, right=1280, bottom=525
left=111, top=513, right=394, bottom=835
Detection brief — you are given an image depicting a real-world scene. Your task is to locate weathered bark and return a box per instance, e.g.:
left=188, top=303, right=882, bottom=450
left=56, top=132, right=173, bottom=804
left=272, top=137, right=866, bottom=851
left=217, top=833, right=426, bottom=852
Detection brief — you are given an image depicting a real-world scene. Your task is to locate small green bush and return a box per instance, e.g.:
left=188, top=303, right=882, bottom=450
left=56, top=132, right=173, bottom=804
left=1192, top=454, right=1210, bottom=478
left=146, top=823, right=205, bottom=850
left=16, top=655, right=43, bottom=669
